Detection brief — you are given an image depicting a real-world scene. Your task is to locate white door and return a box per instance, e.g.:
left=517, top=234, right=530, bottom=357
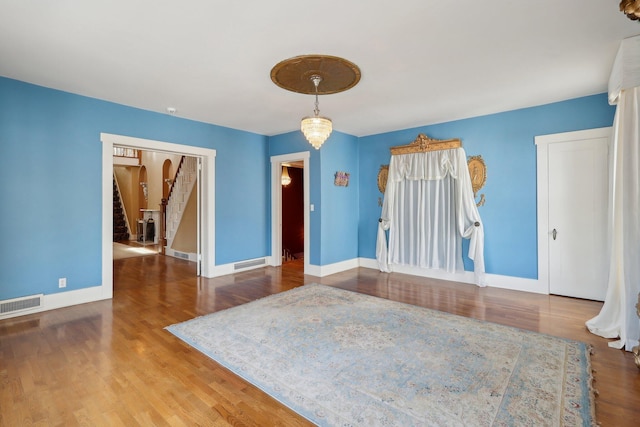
left=544, top=131, right=609, bottom=300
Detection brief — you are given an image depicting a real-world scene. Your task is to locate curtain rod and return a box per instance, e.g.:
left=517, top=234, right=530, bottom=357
left=390, top=133, right=461, bottom=155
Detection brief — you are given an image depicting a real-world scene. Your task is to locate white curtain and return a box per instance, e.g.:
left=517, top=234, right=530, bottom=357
left=376, top=147, right=486, bottom=286
left=586, top=35, right=640, bottom=352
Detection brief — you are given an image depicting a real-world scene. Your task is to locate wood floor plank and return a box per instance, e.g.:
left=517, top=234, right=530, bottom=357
left=1, top=255, right=638, bottom=426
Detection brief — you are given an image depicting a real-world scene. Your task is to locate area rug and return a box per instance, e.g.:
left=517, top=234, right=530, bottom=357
left=113, top=242, right=158, bottom=259
left=166, top=284, right=596, bottom=426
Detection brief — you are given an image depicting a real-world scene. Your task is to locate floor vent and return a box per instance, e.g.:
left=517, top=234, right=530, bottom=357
left=174, top=251, right=189, bottom=260
left=1, top=294, right=43, bottom=315
left=234, top=258, right=266, bottom=271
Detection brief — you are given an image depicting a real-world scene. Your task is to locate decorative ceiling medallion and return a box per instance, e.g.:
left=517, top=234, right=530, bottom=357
left=620, top=0, right=640, bottom=21
left=270, top=55, right=361, bottom=95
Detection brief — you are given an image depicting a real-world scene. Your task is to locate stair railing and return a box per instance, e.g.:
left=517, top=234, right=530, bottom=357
left=160, top=156, right=186, bottom=254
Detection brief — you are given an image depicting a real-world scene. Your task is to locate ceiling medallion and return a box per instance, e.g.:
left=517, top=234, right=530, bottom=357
left=271, top=55, right=361, bottom=149
left=620, top=0, right=640, bottom=20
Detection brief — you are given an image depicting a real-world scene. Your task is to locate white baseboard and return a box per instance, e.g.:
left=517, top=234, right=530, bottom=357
left=357, top=257, right=547, bottom=295
left=306, top=258, right=360, bottom=278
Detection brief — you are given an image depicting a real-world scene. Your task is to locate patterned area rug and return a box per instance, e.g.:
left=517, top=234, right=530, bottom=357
left=166, top=284, right=596, bottom=426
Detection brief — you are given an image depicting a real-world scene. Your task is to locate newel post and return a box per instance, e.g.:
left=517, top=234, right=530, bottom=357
left=160, top=198, right=167, bottom=255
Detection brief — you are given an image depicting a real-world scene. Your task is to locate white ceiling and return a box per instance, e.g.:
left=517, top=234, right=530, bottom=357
left=1, top=1, right=638, bottom=137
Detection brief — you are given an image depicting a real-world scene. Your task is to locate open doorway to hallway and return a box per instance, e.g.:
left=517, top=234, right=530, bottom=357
left=281, top=162, right=304, bottom=265
left=270, top=152, right=310, bottom=275
left=101, top=133, right=217, bottom=300
left=112, top=147, right=199, bottom=266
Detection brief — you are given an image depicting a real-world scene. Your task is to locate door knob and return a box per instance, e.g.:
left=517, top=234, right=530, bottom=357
left=552, top=229, right=557, bottom=240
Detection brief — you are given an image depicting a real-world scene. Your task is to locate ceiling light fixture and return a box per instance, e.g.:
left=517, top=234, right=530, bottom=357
left=300, top=75, right=332, bottom=149
left=620, top=0, right=640, bottom=20
left=271, top=55, right=361, bottom=150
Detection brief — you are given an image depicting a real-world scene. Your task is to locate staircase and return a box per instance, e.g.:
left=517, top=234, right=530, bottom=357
left=165, top=156, right=198, bottom=249
left=113, top=178, right=130, bottom=241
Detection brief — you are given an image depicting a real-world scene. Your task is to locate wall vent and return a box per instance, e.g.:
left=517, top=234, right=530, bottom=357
left=1, top=294, right=43, bottom=315
left=174, top=251, right=189, bottom=260
left=234, top=258, right=266, bottom=271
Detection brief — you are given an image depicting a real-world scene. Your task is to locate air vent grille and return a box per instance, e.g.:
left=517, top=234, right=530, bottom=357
left=174, top=251, right=189, bottom=260
left=234, top=258, right=266, bottom=271
left=1, top=294, right=43, bottom=315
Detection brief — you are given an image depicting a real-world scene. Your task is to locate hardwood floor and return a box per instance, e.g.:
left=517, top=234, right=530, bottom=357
left=1, top=255, right=638, bottom=426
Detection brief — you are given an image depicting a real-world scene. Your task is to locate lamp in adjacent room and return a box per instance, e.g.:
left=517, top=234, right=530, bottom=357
left=271, top=54, right=361, bottom=150
left=281, top=166, right=292, bottom=186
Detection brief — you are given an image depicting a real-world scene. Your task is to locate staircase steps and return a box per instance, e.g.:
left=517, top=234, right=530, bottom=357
left=113, top=179, right=130, bottom=242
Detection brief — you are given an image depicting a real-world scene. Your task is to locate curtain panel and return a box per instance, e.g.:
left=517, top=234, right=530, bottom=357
left=376, top=147, right=486, bottom=286
left=586, top=86, right=640, bottom=351
left=586, top=35, right=640, bottom=352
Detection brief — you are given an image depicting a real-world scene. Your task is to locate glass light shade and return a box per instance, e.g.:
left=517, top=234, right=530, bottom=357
left=301, top=116, right=332, bottom=150
left=281, top=166, right=292, bottom=186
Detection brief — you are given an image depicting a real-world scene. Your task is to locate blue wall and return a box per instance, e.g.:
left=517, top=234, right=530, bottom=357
left=318, top=131, right=359, bottom=265
left=0, top=75, right=617, bottom=302
left=0, top=77, right=268, bottom=300
left=268, top=130, right=359, bottom=266
left=358, top=94, right=616, bottom=279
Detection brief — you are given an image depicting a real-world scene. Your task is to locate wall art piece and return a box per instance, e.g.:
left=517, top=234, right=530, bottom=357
left=334, top=171, right=350, bottom=187
left=377, top=164, right=389, bottom=206
left=467, top=155, right=487, bottom=207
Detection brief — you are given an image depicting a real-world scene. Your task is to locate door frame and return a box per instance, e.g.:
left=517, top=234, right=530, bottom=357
left=535, top=127, right=611, bottom=294
left=270, top=151, right=310, bottom=274
left=101, top=133, right=216, bottom=299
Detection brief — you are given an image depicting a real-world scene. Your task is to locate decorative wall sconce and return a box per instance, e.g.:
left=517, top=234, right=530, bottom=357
left=281, top=166, right=292, bottom=186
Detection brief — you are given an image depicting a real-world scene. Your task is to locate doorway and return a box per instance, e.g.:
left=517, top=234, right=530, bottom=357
left=536, top=127, right=610, bottom=301
left=270, top=152, right=310, bottom=274
left=101, top=133, right=216, bottom=300
left=281, top=163, right=304, bottom=263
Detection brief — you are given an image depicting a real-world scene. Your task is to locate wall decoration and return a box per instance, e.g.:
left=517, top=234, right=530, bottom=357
left=377, top=164, right=389, bottom=206
left=334, top=171, right=350, bottom=187
left=467, top=155, right=487, bottom=207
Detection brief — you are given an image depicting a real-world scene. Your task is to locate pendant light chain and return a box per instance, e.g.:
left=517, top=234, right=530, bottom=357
left=312, top=75, right=321, bottom=117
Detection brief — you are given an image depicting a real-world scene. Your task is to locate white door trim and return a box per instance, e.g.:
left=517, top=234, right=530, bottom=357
left=101, top=133, right=216, bottom=300
left=535, top=127, right=611, bottom=294
left=270, top=151, right=310, bottom=274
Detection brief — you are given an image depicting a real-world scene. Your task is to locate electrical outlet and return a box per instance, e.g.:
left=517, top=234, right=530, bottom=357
left=58, top=278, right=67, bottom=288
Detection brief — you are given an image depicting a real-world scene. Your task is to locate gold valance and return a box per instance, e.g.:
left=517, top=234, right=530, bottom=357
left=390, top=133, right=461, bottom=155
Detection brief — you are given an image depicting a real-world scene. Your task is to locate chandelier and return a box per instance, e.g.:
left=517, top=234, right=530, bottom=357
left=281, top=166, right=292, bottom=186
left=271, top=55, right=361, bottom=150
left=300, top=75, right=332, bottom=149
left=621, top=0, right=640, bottom=20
